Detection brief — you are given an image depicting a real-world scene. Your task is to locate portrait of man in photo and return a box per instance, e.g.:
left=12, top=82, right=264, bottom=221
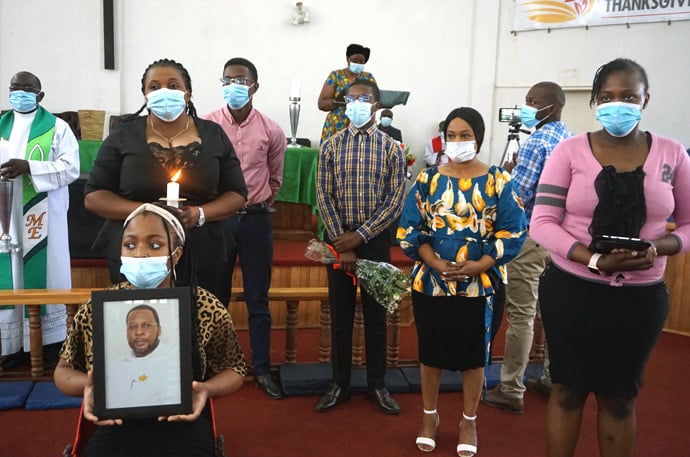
left=104, top=300, right=182, bottom=410
left=127, top=305, right=162, bottom=358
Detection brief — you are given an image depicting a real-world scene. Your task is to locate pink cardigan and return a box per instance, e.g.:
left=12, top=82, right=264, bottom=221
left=531, top=132, right=690, bottom=285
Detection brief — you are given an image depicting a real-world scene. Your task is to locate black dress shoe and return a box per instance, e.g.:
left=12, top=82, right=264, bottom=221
left=366, top=388, right=400, bottom=414
left=254, top=374, right=285, bottom=399
left=314, top=383, right=350, bottom=412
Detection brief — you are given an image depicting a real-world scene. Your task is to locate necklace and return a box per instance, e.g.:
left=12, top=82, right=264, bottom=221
left=149, top=115, right=190, bottom=148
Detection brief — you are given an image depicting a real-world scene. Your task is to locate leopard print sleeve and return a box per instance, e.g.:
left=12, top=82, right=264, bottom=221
left=59, top=283, right=131, bottom=373
left=196, top=287, right=247, bottom=379
left=59, top=301, right=94, bottom=373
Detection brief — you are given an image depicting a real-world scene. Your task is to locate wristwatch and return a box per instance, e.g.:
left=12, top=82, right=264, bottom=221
left=196, top=206, right=206, bottom=227
left=587, top=253, right=603, bottom=275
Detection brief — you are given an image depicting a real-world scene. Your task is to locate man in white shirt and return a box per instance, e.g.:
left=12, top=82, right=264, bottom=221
left=423, top=120, right=448, bottom=166
left=0, top=71, right=80, bottom=365
left=106, top=304, right=180, bottom=409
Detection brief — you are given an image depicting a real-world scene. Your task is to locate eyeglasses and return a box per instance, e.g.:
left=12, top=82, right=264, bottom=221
left=219, top=77, right=255, bottom=87
left=344, top=94, right=374, bottom=104
left=127, top=322, right=158, bottom=331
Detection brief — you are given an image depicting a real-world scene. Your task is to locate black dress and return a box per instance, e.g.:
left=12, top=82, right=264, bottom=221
left=85, top=116, right=247, bottom=298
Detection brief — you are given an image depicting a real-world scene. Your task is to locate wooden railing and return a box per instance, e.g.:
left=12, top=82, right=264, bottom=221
left=231, top=287, right=404, bottom=368
left=0, top=287, right=405, bottom=380
left=0, top=288, right=92, bottom=378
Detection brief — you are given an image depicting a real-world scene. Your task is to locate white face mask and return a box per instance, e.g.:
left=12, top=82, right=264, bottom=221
left=444, top=140, right=476, bottom=163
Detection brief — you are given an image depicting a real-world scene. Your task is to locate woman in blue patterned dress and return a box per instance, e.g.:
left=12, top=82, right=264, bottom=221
left=317, top=43, right=376, bottom=144
left=397, top=107, right=527, bottom=456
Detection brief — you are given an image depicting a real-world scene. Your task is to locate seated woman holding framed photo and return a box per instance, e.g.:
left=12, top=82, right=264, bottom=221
left=54, top=203, right=247, bottom=457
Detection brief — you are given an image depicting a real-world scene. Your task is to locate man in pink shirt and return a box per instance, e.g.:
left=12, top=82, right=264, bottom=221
left=204, top=57, right=286, bottom=399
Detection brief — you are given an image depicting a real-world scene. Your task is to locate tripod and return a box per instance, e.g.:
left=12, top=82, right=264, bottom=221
left=500, top=121, right=530, bottom=166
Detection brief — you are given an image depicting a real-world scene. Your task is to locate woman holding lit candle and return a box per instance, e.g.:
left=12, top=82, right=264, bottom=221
left=85, top=58, right=247, bottom=306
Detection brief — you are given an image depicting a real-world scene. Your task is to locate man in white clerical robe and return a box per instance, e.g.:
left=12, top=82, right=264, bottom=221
left=0, top=71, right=80, bottom=359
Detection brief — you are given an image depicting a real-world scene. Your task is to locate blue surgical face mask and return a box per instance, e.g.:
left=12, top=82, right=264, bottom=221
left=349, top=62, right=365, bottom=74
left=520, top=104, right=553, bottom=129
left=444, top=140, right=477, bottom=163
left=9, top=90, right=38, bottom=113
left=223, top=83, right=252, bottom=110
left=596, top=101, right=641, bottom=137
left=120, top=255, right=171, bottom=289
left=380, top=117, right=392, bottom=127
left=345, top=101, right=373, bottom=128
left=146, top=88, right=187, bottom=122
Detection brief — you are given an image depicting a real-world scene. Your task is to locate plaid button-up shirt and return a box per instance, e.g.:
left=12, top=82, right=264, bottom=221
left=512, top=121, right=573, bottom=222
left=316, top=122, right=406, bottom=242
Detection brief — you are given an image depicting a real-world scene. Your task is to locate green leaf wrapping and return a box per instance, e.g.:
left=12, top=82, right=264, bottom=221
left=355, top=259, right=410, bottom=314
left=304, top=239, right=410, bottom=313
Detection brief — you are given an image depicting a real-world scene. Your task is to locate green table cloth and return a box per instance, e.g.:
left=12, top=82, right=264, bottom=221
left=77, top=139, right=102, bottom=175
left=275, top=146, right=318, bottom=206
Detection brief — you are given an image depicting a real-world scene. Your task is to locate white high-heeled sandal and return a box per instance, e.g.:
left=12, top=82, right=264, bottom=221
left=457, top=412, right=477, bottom=457
left=415, top=409, right=439, bottom=452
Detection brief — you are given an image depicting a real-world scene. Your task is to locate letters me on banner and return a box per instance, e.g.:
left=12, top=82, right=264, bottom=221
left=514, top=0, right=690, bottom=32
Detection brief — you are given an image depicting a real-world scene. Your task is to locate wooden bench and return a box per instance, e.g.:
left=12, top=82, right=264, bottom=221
left=0, top=287, right=404, bottom=379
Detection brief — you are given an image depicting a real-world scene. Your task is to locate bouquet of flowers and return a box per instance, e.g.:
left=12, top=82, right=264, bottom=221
left=400, top=143, right=416, bottom=179
left=304, top=239, right=410, bottom=314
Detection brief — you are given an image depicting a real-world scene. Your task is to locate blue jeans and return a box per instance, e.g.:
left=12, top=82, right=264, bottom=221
left=227, top=212, right=273, bottom=375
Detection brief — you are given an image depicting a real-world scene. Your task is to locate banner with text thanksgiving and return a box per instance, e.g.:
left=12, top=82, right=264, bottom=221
left=514, top=0, right=690, bottom=31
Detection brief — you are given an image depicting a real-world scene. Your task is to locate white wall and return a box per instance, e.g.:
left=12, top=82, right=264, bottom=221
left=0, top=0, right=116, bottom=111
left=490, top=1, right=690, bottom=161
left=1, top=0, right=688, bottom=170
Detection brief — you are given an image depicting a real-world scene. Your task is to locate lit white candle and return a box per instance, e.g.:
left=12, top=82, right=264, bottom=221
left=166, top=170, right=181, bottom=207
left=290, top=78, right=301, bottom=98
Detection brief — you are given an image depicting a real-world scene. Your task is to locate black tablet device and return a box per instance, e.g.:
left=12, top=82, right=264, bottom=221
left=592, top=235, right=651, bottom=254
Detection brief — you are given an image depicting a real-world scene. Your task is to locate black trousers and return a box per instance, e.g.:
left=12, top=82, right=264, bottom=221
left=325, top=231, right=390, bottom=390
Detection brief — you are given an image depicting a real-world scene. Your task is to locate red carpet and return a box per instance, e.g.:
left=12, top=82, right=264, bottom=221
left=1, top=330, right=688, bottom=457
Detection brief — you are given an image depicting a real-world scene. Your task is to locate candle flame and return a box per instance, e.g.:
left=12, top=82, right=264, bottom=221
left=171, top=170, right=181, bottom=182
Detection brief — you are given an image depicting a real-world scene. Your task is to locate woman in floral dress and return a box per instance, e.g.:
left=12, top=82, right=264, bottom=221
left=317, top=43, right=376, bottom=144
left=397, top=107, right=527, bottom=456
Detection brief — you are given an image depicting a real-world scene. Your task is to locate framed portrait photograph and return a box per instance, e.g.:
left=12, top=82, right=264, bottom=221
left=92, top=287, right=193, bottom=420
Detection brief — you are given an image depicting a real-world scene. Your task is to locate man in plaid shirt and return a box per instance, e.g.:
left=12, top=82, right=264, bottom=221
left=483, top=82, right=574, bottom=414
left=315, top=79, right=406, bottom=414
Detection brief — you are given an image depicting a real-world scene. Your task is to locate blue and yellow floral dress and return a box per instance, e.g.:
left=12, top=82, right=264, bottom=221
left=397, top=166, right=527, bottom=368
left=319, top=69, right=376, bottom=144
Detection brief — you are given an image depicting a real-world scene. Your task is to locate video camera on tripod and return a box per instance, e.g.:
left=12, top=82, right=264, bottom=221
left=498, top=107, right=531, bottom=166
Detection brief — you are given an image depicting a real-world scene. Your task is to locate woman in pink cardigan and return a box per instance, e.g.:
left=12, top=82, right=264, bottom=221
left=530, top=58, right=690, bottom=457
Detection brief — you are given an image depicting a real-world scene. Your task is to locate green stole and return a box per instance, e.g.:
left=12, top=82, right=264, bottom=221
left=0, top=106, right=56, bottom=315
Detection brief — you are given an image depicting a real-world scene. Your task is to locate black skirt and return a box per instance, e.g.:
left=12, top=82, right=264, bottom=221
left=412, top=291, right=488, bottom=371
left=539, top=264, right=669, bottom=397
